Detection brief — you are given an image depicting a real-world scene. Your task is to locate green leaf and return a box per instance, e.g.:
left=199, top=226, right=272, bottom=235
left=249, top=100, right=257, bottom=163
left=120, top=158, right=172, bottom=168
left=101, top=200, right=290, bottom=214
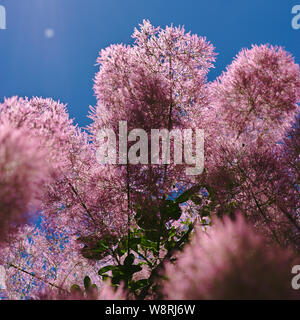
left=81, top=247, right=110, bottom=260
left=124, top=265, right=142, bottom=275
left=145, top=231, right=160, bottom=242
left=84, top=276, right=91, bottom=290
left=115, top=240, right=127, bottom=258
left=130, top=238, right=141, bottom=251
left=102, top=274, right=111, bottom=282
left=135, top=209, right=142, bottom=220
left=70, top=284, right=81, bottom=293
left=97, top=240, right=109, bottom=251
left=191, top=195, right=202, bottom=205
left=80, top=239, right=111, bottom=260
left=175, top=192, right=190, bottom=204
left=161, top=201, right=182, bottom=220
left=124, top=253, right=135, bottom=266
left=98, top=265, right=116, bottom=275
left=140, top=238, right=158, bottom=252
left=131, top=279, right=149, bottom=291
left=168, top=226, right=177, bottom=238
left=174, top=185, right=201, bottom=204
left=111, top=276, right=122, bottom=285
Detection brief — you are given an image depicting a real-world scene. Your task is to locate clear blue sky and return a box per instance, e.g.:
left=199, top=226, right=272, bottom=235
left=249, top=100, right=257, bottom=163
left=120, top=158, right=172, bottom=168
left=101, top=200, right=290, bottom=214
left=0, top=0, right=299, bottom=127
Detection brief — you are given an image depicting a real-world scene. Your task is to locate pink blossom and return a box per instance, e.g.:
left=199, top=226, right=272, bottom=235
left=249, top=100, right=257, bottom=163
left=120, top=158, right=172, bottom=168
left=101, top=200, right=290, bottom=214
left=0, top=21, right=299, bottom=300
left=163, top=215, right=299, bottom=299
left=206, top=45, right=300, bottom=144
left=89, top=20, right=216, bottom=227
left=0, top=124, right=49, bottom=243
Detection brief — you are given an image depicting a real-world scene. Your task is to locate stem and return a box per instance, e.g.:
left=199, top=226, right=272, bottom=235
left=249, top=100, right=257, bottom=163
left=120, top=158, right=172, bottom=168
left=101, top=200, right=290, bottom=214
left=162, top=53, right=174, bottom=187
left=158, top=54, right=174, bottom=257
left=126, top=163, right=131, bottom=257
left=9, top=264, right=68, bottom=292
left=235, top=160, right=300, bottom=235
left=131, top=249, right=153, bottom=268
left=68, top=181, right=96, bottom=225
left=250, top=190, right=282, bottom=246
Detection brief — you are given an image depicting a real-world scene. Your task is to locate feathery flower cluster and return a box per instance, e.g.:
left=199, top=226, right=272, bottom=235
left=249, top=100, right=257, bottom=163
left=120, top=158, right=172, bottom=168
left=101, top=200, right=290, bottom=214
left=89, top=19, right=216, bottom=224
left=0, top=20, right=299, bottom=300
left=208, top=45, right=300, bottom=143
left=163, top=216, right=299, bottom=299
left=0, top=222, right=106, bottom=299
left=0, top=96, right=82, bottom=173
left=0, top=124, right=49, bottom=244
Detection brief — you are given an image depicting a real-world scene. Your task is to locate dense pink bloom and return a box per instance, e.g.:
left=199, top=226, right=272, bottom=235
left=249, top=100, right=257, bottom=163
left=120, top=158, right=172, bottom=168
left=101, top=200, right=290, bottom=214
left=207, top=45, right=300, bottom=143
left=89, top=20, right=216, bottom=227
left=163, top=215, right=299, bottom=300
left=282, top=115, right=300, bottom=183
left=0, top=21, right=299, bottom=300
left=0, top=124, right=49, bottom=243
left=0, top=96, right=82, bottom=174
left=91, top=20, right=216, bottom=134
left=192, top=45, right=300, bottom=248
left=0, top=96, right=120, bottom=245
left=196, top=140, right=300, bottom=248
left=0, top=223, right=107, bottom=299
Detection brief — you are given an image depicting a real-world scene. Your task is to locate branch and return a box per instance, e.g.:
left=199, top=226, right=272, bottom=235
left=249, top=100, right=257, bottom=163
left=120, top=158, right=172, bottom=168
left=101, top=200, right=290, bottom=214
left=9, top=264, right=68, bottom=293
left=68, top=181, right=97, bottom=225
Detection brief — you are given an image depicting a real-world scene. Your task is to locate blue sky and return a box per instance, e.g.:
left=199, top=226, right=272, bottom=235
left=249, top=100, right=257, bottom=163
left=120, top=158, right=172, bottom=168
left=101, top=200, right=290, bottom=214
left=0, top=0, right=299, bottom=128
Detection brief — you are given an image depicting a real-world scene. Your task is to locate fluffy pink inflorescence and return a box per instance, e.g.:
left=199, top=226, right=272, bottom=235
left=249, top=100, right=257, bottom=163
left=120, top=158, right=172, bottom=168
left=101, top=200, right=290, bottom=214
left=0, top=223, right=107, bottom=299
left=91, top=19, right=216, bottom=134
left=163, top=215, right=299, bottom=300
left=0, top=96, right=81, bottom=174
left=196, top=139, right=300, bottom=247
left=89, top=19, right=216, bottom=223
left=0, top=96, right=113, bottom=243
left=282, top=115, right=300, bottom=182
left=0, top=124, right=49, bottom=243
left=0, top=20, right=300, bottom=300
left=193, top=45, right=300, bottom=248
left=0, top=96, right=111, bottom=293
left=206, top=45, right=300, bottom=145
